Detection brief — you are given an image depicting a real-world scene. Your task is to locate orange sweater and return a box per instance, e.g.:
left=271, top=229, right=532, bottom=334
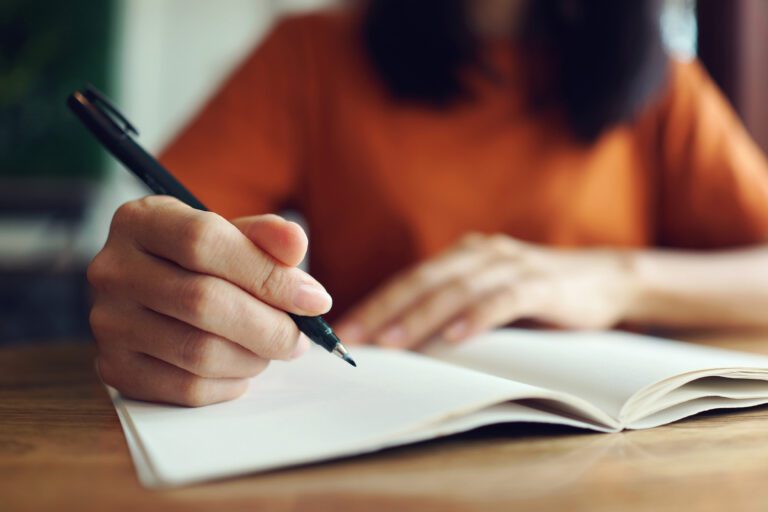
left=161, top=11, right=768, bottom=319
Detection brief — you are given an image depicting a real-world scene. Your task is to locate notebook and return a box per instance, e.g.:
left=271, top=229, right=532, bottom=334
left=109, top=329, right=768, bottom=488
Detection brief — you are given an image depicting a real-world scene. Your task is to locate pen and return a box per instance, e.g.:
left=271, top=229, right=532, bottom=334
left=67, top=85, right=356, bottom=367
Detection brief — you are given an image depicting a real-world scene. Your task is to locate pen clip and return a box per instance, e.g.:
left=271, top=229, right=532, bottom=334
left=82, top=84, right=139, bottom=138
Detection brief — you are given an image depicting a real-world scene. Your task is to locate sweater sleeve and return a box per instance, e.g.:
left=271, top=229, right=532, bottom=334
left=655, top=59, right=768, bottom=248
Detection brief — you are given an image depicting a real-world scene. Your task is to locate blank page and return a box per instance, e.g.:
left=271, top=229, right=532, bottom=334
left=427, top=329, right=768, bottom=419
left=114, top=345, right=563, bottom=487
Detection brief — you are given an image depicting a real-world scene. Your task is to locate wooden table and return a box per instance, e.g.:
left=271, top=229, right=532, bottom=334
left=3, top=333, right=768, bottom=512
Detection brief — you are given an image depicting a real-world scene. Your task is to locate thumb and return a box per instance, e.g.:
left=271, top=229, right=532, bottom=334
left=231, top=214, right=308, bottom=267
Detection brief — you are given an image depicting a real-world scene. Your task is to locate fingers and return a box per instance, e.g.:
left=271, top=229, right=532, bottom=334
left=90, top=247, right=307, bottom=361
left=97, top=347, right=249, bottom=407
left=90, top=300, right=275, bottom=379
left=443, top=277, right=550, bottom=343
left=90, top=197, right=323, bottom=407
left=379, top=261, right=526, bottom=348
left=231, top=214, right=308, bottom=267
left=337, top=237, right=518, bottom=344
left=111, top=196, right=330, bottom=316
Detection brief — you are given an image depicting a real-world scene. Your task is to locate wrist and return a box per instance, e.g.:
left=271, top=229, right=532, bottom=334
left=614, top=248, right=646, bottom=325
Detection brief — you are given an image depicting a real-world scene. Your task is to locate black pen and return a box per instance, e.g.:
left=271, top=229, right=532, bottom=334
left=67, top=85, right=356, bottom=367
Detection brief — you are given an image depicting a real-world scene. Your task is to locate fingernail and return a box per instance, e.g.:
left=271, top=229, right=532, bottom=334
left=293, top=284, right=332, bottom=313
left=444, top=320, right=469, bottom=343
left=336, top=323, right=364, bottom=344
left=290, top=335, right=311, bottom=359
left=379, top=325, right=407, bottom=346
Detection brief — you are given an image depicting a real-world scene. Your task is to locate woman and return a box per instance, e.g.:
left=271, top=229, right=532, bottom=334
left=89, top=0, right=768, bottom=406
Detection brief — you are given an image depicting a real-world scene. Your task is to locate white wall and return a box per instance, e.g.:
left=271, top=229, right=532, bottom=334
left=660, top=0, right=697, bottom=61
left=75, top=0, right=331, bottom=260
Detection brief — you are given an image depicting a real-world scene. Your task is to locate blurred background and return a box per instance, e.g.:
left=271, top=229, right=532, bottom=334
left=0, top=0, right=766, bottom=345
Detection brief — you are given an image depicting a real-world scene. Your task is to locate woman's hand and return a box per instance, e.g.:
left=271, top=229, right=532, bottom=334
left=335, top=233, right=637, bottom=348
left=88, top=196, right=333, bottom=406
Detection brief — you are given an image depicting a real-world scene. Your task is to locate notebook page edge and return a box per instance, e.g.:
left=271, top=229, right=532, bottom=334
left=116, top=345, right=618, bottom=487
left=620, top=369, right=768, bottom=425
left=108, top=386, right=164, bottom=488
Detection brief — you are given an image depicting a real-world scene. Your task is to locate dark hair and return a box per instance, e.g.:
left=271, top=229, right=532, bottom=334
left=362, top=0, right=667, bottom=141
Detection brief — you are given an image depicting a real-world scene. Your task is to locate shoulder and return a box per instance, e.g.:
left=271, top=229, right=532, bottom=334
left=666, top=58, right=711, bottom=87
left=664, top=58, right=719, bottom=103
left=632, top=56, right=739, bottom=144
left=646, top=57, right=727, bottom=120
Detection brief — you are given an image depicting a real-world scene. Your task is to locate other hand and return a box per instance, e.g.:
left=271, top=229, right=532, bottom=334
left=335, top=233, right=636, bottom=348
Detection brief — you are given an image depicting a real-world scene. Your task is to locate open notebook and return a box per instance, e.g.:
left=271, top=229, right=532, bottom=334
left=110, top=329, right=768, bottom=488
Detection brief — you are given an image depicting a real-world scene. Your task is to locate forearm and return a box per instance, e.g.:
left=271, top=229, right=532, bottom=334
left=625, top=245, right=768, bottom=329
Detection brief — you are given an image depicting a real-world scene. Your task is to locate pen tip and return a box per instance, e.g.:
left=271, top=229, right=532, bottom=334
left=343, top=355, right=357, bottom=367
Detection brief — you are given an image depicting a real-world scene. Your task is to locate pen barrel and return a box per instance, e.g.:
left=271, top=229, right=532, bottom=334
left=67, top=91, right=206, bottom=211
left=288, top=314, right=339, bottom=353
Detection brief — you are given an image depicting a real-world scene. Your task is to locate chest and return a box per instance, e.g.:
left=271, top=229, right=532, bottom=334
left=312, top=93, right=656, bottom=249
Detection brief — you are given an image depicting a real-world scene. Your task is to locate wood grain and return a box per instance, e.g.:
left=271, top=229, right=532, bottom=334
left=3, top=332, right=768, bottom=512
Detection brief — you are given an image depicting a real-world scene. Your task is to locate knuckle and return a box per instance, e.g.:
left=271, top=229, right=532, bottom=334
left=178, top=277, right=218, bottom=320
left=373, top=278, right=418, bottom=318
left=177, top=213, right=225, bottom=268
left=111, top=200, right=143, bottom=235
left=261, top=319, right=299, bottom=359
left=488, top=234, right=520, bottom=256
left=418, top=300, right=442, bottom=322
left=465, top=308, right=485, bottom=327
left=460, top=232, right=485, bottom=247
left=422, top=292, right=452, bottom=320
left=373, top=291, right=400, bottom=316
left=253, top=259, right=287, bottom=299
left=180, top=332, right=220, bottom=376
left=88, top=304, right=113, bottom=341
left=488, top=234, right=509, bottom=251
left=462, top=310, right=488, bottom=334
left=87, top=251, right=126, bottom=296
left=449, top=277, right=474, bottom=297
left=407, top=265, right=435, bottom=289
left=86, top=252, right=110, bottom=291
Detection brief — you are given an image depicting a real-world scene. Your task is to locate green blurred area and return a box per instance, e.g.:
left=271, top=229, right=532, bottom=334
left=0, top=0, right=114, bottom=181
